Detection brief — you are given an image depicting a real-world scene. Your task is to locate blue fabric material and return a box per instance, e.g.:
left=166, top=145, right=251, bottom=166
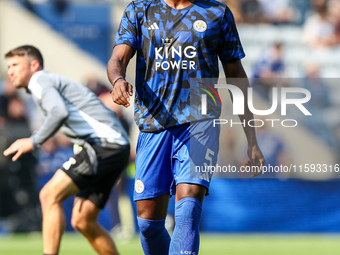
left=114, top=0, right=245, bottom=132
left=137, top=217, right=170, bottom=255
left=134, top=120, right=219, bottom=201
left=201, top=179, right=340, bottom=232
left=170, top=197, right=202, bottom=255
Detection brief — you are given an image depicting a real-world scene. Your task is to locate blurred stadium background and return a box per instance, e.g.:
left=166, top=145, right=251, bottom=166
left=1, top=0, right=340, bottom=254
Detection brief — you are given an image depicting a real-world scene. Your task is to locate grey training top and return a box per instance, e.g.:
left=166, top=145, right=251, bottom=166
left=28, top=70, right=130, bottom=148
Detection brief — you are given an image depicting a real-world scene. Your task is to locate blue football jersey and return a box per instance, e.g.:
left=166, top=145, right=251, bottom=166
left=114, top=0, right=245, bottom=132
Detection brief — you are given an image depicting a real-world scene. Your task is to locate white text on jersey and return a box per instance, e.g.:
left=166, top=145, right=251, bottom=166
left=155, top=46, right=197, bottom=71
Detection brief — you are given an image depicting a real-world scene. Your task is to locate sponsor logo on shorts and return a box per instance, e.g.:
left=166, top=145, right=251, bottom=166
left=62, top=157, right=76, bottom=171
left=135, top=179, right=144, bottom=194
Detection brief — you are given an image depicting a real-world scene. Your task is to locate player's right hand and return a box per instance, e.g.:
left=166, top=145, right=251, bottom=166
left=111, top=79, right=133, bottom=108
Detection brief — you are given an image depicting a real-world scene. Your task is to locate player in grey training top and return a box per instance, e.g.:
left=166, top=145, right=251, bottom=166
left=28, top=68, right=129, bottom=149
left=4, top=45, right=129, bottom=255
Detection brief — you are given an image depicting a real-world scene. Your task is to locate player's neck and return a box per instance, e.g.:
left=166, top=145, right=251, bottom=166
left=164, top=0, right=195, bottom=9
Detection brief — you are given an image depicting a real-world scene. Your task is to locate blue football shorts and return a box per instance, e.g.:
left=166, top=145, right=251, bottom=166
left=134, top=120, right=220, bottom=201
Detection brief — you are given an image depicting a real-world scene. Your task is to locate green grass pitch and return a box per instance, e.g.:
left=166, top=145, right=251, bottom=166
left=0, top=233, right=340, bottom=255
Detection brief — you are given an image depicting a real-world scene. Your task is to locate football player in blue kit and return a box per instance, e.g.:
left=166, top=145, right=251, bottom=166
left=107, top=0, right=265, bottom=254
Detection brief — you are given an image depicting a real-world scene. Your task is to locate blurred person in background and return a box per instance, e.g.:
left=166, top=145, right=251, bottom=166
left=301, top=61, right=332, bottom=143
left=250, top=123, right=290, bottom=178
left=257, top=0, right=295, bottom=24
left=238, top=122, right=290, bottom=178
left=328, top=0, right=340, bottom=44
left=0, top=78, right=18, bottom=124
left=310, top=0, right=328, bottom=11
left=252, top=43, right=286, bottom=97
left=303, top=62, right=330, bottom=109
left=85, top=73, right=111, bottom=97
left=303, top=2, right=338, bottom=49
left=3, top=45, right=130, bottom=255
left=334, top=124, right=340, bottom=164
left=239, top=0, right=266, bottom=24
left=223, top=0, right=242, bottom=23
left=289, top=0, right=312, bottom=25
left=0, top=89, right=38, bottom=230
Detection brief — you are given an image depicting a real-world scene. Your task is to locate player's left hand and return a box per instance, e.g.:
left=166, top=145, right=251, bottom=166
left=3, top=138, right=34, bottom=162
left=246, top=143, right=265, bottom=178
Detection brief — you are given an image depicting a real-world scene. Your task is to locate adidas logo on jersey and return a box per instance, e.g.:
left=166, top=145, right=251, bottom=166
left=148, top=22, right=159, bottom=30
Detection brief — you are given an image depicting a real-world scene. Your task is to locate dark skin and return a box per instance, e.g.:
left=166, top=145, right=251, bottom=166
left=221, top=61, right=265, bottom=177
left=163, top=0, right=194, bottom=9
left=107, top=0, right=265, bottom=220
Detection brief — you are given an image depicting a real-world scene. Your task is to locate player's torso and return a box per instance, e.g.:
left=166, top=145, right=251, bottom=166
left=131, top=0, right=226, bottom=132
left=135, top=0, right=225, bottom=82
left=31, top=72, right=129, bottom=145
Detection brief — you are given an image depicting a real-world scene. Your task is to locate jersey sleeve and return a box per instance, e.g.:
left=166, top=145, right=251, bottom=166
left=30, top=77, right=69, bottom=148
left=217, top=6, right=245, bottom=63
left=113, top=2, right=138, bottom=53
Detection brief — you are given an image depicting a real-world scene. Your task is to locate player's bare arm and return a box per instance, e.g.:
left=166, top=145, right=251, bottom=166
left=4, top=86, right=69, bottom=162
left=223, top=60, right=265, bottom=177
left=107, top=44, right=134, bottom=108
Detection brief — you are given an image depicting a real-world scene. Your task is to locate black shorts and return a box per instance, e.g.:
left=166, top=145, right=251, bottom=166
left=61, top=143, right=130, bottom=209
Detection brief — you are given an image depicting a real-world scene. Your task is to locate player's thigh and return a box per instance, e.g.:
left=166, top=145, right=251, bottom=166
left=40, top=169, right=80, bottom=203
left=136, top=193, right=170, bottom=220
left=134, top=131, right=173, bottom=201
left=173, top=120, right=220, bottom=197
left=72, top=197, right=100, bottom=224
left=75, top=145, right=129, bottom=210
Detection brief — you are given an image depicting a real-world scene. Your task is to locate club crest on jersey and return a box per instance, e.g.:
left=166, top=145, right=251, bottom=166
left=135, top=179, right=144, bottom=194
left=193, top=20, right=207, bottom=32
